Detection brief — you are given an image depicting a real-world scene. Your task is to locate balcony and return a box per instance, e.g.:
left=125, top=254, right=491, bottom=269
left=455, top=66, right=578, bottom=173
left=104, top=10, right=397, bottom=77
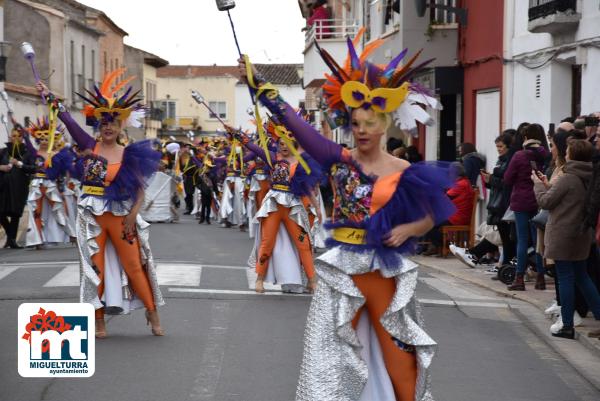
left=528, top=0, right=580, bottom=35
left=162, top=116, right=199, bottom=130
left=303, top=19, right=359, bottom=87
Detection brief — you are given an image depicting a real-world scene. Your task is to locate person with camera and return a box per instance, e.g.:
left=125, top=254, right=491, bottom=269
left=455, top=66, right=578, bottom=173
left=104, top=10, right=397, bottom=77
left=503, top=124, right=548, bottom=291
left=533, top=139, right=600, bottom=339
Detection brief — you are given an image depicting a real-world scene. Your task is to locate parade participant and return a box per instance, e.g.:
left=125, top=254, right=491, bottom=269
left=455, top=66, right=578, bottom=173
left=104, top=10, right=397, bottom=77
left=236, top=123, right=322, bottom=294
left=36, top=70, right=164, bottom=338
left=0, top=124, right=35, bottom=248
left=214, top=138, right=254, bottom=229
left=238, top=30, right=453, bottom=400
left=23, top=119, right=74, bottom=248
left=180, top=145, right=196, bottom=215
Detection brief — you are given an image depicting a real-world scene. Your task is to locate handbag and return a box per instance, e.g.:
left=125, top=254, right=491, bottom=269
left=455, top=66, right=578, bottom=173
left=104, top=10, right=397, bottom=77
left=501, top=208, right=515, bottom=223
left=531, top=209, right=549, bottom=230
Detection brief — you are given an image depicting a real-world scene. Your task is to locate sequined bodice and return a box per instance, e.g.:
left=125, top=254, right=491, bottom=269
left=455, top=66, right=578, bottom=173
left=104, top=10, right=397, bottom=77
left=270, top=159, right=292, bottom=187
left=82, top=155, right=108, bottom=187
left=330, top=161, right=374, bottom=224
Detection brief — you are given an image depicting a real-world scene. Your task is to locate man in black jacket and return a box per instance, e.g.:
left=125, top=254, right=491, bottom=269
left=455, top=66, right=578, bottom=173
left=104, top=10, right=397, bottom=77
left=0, top=128, right=35, bottom=248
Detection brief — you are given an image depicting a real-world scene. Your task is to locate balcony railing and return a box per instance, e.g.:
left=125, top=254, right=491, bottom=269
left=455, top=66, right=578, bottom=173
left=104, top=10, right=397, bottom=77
left=305, top=19, right=359, bottom=45
left=528, top=0, right=577, bottom=21
left=162, top=116, right=199, bottom=129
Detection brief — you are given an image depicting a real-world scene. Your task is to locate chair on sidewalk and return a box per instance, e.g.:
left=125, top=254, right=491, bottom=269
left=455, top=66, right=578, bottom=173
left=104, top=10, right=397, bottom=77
left=441, top=188, right=479, bottom=257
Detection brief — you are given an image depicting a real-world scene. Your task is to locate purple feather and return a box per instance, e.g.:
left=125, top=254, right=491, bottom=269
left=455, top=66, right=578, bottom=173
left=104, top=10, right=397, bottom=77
left=103, top=139, right=161, bottom=204
left=382, top=48, right=409, bottom=79
left=46, top=147, right=76, bottom=180
left=290, top=152, right=326, bottom=197
left=346, top=37, right=361, bottom=70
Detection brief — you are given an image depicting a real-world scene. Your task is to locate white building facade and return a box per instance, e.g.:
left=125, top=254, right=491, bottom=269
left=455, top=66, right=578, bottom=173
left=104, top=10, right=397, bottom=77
left=505, top=0, right=600, bottom=130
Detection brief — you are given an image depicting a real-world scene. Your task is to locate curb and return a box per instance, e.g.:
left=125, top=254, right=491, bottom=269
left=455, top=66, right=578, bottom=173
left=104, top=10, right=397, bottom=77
left=414, top=256, right=600, bottom=358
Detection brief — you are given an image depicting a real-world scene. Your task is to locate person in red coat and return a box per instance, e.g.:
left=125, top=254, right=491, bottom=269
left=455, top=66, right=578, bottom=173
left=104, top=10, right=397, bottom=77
left=422, top=163, right=474, bottom=255
left=305, top=0, right=331, bottom=38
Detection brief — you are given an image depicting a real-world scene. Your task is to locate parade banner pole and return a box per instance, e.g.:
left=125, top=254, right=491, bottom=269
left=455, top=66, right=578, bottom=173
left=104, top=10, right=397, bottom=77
left=20, top=42, right=47, bottom=104
left=215, top=0, right=256, bottom=106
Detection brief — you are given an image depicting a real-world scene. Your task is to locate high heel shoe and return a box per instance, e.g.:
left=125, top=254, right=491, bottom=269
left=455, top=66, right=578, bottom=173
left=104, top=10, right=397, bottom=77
left=145, top=310, right=164, bottom=336
left=255, top=276, right=265, bottom=293
left=308, top=277, right=318, bottom=293
left=95, top=319, right=107, bottom=339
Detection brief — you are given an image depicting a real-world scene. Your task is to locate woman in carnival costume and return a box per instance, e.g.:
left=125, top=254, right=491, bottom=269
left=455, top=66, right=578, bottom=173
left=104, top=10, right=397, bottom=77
left=37, top=69, right=164, bottom=338
left=234, top=121, right=324, bottom=294
left=238, top=28, right=453, bottom=401
left=23, top=119, right=74, bottom=248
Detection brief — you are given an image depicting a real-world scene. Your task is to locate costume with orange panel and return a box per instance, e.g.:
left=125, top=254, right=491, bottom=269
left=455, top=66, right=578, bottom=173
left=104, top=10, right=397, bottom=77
left=251, top=29, right=453, bottom=401
left=55, top=69, right=164, bottom=316
left=24, top=119, right=74, bottom=247
left=245, top=138, right=324, bottom=292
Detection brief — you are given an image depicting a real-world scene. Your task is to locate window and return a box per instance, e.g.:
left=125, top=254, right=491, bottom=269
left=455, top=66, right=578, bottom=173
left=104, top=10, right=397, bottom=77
left=81, top=45, right=86, bottom=80
left=70, top=41, right=75, bottom=103
left=208, top=101, right=227, bottom=120
left=383, top=0, right=400, bottom=33
left=146, top=81, right=156, bottom=102
left=430, top=0, right=458, bottom=25
left=91, top=50, right=95, bottom=84
left=161, top=100, right=176, bottom=119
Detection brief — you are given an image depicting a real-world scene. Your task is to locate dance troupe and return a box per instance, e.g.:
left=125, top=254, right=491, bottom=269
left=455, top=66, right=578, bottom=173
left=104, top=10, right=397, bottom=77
left=5, top=28, right=457, bottom=400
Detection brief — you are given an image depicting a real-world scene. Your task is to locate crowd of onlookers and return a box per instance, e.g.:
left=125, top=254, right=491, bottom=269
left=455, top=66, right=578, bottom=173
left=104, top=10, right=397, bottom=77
left=434, top=116, right=600, bottom=340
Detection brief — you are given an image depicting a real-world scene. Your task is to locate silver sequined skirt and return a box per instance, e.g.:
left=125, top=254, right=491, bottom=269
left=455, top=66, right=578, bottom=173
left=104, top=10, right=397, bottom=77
left=296, top=247, right=435, bottom=401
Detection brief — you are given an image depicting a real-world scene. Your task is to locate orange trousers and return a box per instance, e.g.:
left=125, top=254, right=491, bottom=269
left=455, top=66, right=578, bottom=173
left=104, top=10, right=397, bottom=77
left=351, top=271, right=417, bottom=401
left=255, top=179, right=270, bottom=210
left=92, top=213, right=156, bottom=319
left=34, top=186, right=52, bottom=236
left=256, top=204, right=315, bottom=279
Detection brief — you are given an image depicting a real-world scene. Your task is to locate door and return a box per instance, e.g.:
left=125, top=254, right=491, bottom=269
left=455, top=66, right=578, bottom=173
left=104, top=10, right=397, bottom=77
left=475, top=90, right=501, bottom=173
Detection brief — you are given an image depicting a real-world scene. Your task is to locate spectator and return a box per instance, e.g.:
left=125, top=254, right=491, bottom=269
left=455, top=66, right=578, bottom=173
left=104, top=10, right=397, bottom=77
left=585, top=134, right=600, bottom=339
left=0, top=128, right=35, bottom=248
left=405, top=145, right=422, bottom=163
left=452, top=133, right=516, bottom=270
left=460, top=143, right=486, bottom=186
left=533, top=139, right=600, bottom=339
left=503, top=123, right=547, bottom=291
left=305, top=0, right=331, bottom=38
left=422, top=163, right=474, bottom=255
left=386, top=137, right=404, bottom=154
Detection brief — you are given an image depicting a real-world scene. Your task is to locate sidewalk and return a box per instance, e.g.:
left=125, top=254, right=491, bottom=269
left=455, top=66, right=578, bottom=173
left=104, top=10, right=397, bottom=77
left=413, top=255, right=600, bottom=357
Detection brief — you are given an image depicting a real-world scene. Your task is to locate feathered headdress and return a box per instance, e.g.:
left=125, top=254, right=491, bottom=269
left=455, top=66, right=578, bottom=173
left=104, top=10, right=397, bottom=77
left=318, top=28, right=442, bottom=134
left=28, top=117, right=64, bottom=143
left=77, top=68, right=145, bottom=128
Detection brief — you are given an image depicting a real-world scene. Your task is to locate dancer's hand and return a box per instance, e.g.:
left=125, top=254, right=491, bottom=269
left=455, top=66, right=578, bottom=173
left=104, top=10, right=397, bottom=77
left=0, top=164, right=12, bottom=172
left=35, top=81, right=49, bottom=98
left=383, top=224, right=414, bottom=248
left=122, top=213, right=137, bottom=242
left=237, top=56, right=259, bottom=86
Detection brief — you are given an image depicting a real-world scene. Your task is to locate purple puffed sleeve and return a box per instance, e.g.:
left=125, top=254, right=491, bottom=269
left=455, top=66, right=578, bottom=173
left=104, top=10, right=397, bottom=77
left=258, top=91, right=342, bottom=168
left=57, top=111, right=95, bottom=150
left=245, top=141, right=275, bottom=163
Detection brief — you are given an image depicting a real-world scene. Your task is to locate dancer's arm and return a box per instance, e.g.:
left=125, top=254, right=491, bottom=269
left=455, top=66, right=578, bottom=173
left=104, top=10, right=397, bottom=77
left=238, top=58, right=342, bottom=167
left=35, top=81, right=95, bottom=150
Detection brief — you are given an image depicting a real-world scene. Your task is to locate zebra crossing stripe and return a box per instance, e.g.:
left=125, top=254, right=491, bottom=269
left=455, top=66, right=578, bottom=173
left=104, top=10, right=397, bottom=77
left=43, top=264, right=79, bottom=287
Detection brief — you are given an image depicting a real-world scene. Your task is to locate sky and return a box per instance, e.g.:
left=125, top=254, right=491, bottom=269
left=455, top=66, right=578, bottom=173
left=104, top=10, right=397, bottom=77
left=77, top=0, right=306, bottom=66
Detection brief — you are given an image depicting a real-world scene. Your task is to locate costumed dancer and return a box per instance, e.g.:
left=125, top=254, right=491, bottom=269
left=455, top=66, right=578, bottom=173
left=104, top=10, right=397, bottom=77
left=214, top=138, right=253, bottom=230
left=238, top=28, right=452, bottom=401
left=23, top=119, right=74, bottom=248
left=237, top=123, right=323, bottom=294
left=245, top=145, right=272, bottom=238
left=36, top=70, right=164, bottom=338
left=0, top=119, right=36, bottom=248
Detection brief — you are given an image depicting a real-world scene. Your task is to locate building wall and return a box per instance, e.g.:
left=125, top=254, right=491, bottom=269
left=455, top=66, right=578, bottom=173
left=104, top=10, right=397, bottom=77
left=64, top=23, right=100, bottom=107
left=90, top=16, right=124, bottom=77
left=234, top=84, right=304, bottom=132
left=460, top=0, right=504, bottom=146
left=156, top=75, right=238, bottom=133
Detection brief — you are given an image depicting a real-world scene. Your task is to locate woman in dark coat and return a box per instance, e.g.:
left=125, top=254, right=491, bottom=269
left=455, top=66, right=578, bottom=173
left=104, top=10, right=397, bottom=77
left=0, top=127, right=35, bottom=248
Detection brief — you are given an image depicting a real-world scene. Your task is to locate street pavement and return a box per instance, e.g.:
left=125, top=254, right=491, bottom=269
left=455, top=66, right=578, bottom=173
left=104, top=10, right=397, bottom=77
left=1, top=215, right=600, bottom=401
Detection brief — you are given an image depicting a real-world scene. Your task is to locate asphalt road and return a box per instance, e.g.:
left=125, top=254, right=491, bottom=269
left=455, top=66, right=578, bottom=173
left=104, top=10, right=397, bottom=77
left=1, top=215, right=599, bottom=401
